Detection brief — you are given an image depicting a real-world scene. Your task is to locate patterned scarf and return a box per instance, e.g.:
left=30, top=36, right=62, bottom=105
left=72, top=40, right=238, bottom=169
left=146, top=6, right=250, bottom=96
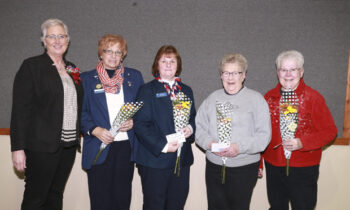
left=155, top=75, right=182, bottom=100
left=96, top=61, right=124, bottom=94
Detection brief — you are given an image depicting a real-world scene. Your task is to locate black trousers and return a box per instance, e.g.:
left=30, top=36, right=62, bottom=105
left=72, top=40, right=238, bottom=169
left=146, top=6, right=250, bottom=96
left=205, top=159, right=259, bottom=210
left=22, top=145, right=77, bottom=210
left=137, top=164, right=190, bottom=210
left=265, top=161, right=319, bottom=210
left=87, top=141, right=134, bottom=210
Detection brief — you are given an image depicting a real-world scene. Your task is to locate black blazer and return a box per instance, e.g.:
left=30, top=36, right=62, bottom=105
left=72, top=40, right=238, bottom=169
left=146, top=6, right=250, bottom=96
left=10, top=53, right=84, bottom=152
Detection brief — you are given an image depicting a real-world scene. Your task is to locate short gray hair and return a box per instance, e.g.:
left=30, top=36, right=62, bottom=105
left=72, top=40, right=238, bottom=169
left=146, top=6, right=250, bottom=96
left=275, top=50, right=304, bottom=69
left=219, top=53, right=248, bottom=73
left=40, top=18, right=69, bottom=43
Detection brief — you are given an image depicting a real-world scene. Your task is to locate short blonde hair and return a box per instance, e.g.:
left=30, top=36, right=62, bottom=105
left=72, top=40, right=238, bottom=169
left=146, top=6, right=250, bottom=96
left=276, top=50, right=304, bottom=69
left=98, top=34, right=127, bottom=59
left=40, top=18, right=69, bottom=43
left=219, top=53, right=248, bottom=73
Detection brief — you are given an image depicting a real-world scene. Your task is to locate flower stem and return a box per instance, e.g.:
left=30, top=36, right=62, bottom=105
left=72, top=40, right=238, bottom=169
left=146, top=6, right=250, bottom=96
left=221, top=164, right=226, bottom=184
left=174, top=156, right=181, bottom=176
left=92, top=147, right=104, bottom=165
left=286, top=159, right=290, bottom=176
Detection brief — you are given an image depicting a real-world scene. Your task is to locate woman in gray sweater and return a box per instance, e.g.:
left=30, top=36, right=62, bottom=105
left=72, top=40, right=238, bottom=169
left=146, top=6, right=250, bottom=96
left=195, top=53, right=271, bottom=210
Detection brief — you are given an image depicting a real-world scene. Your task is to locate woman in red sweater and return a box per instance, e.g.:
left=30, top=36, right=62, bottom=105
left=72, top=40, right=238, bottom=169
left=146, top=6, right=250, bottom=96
left=262, top=50, right=337, bottom=210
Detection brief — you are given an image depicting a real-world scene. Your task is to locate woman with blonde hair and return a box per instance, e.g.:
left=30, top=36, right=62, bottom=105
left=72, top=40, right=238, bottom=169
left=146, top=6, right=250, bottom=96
left=11, top=18, right=83, bottom=210
left=261, top=50, right=337, bottom=210
left=196, top=53, right=271, bottom=210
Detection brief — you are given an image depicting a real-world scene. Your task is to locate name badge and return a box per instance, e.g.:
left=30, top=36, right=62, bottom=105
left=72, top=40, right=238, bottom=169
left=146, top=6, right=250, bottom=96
left=94, top=89, right=105, bottom=94
left=156, top=92, right=168, bottom=98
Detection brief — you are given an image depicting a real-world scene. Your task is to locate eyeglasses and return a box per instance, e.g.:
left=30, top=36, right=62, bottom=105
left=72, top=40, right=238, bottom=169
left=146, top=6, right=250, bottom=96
left=278, top=68, right=300, bottom=74
left=103, top=49, right=123, bottom=57
left=45, top=34, right=68, bottom=41
left=222, top=71, right=243, bottom=78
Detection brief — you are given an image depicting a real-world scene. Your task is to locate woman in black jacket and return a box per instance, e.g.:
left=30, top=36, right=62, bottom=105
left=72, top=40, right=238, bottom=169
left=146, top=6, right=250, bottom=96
left=10, top=18, right=83, bottom=210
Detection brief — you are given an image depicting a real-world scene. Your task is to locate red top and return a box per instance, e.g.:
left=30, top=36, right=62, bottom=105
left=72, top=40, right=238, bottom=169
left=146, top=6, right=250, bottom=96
left=262, top=79, right=337, bottom=167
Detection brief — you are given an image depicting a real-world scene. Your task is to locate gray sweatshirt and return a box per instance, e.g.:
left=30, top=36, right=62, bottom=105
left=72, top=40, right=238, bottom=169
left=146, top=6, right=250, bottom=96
left=195, top=87, right=271, bottom=167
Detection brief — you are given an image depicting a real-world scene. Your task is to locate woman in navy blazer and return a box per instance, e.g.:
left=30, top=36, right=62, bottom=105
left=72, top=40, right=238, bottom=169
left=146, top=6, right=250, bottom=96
left=80, top=34, right=144, bottom=210
left=134, top=45, right=196, bottom=210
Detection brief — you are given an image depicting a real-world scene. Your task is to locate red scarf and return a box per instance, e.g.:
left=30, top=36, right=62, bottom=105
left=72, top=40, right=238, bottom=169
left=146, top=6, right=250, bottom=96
left=96, top=61, right=124, bottom=94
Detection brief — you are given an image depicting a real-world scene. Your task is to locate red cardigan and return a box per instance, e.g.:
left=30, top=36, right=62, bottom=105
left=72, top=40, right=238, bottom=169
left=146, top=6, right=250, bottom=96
left=262, top=79, right=337, bottom=167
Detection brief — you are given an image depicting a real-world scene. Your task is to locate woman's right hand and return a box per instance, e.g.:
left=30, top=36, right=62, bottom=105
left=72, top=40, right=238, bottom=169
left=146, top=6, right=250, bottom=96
left=167, top=142, right=180, bottom=153
left=92, top=127, right=114, bottom=145
left=12, top=150, right=26, bottom=172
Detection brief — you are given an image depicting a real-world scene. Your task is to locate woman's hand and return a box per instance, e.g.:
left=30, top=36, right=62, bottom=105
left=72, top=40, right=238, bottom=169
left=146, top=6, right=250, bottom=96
left=92, top=127, right=114, bottom=145
left=283, top=138, right=303, bottom=151
left=258, top=168, right=263, bottom=178
left=12, top=150, right=26, bottom=172
left=215, top=143, right=239, bottom=157
left=208, top=140, right=216, bottom=151
left=180, top=125, right=193, bottom=138
left=167, top=142, right=180, bottom=153
left=120, top=119, right=133, bottom=132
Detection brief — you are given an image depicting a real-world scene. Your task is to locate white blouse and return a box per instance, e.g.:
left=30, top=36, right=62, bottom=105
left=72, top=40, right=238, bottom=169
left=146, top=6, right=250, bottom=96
left=105, top=86, right=129, bottom=141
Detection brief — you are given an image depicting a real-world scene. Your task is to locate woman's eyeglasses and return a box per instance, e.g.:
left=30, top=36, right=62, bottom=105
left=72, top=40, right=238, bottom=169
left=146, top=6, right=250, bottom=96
left=103, top=49, right=123, bottom=57
left=45, top=34, right=68, bottom=41
left=222, top=71, right=243, bottom=78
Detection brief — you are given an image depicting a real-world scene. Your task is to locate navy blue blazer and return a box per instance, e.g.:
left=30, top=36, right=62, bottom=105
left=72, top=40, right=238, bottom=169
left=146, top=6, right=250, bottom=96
left=81, top=67, right=144, bottom=170
left=134, top=79, right=196, bottom=169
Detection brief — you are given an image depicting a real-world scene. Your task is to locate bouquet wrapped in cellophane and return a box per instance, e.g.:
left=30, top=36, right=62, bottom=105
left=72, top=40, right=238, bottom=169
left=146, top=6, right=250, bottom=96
left=216, top=101, right=234, bottom=184
left=93, top=101, right=144, bottom=165
left=279, top=90, right=299, bottom=176
left=172, top=91, right=192, bottom=176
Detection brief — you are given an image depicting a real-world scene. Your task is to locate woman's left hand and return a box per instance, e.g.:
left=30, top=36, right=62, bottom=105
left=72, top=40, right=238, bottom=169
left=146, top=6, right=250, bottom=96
left=215, top=143, right=239, bottom=157
left=120, top=119, right=133, bottom=132
left=258, top=168, right=263, bottom=178
left=180, top=125, right=193, bottom=139
left=283, top=138, right=303, bottom=151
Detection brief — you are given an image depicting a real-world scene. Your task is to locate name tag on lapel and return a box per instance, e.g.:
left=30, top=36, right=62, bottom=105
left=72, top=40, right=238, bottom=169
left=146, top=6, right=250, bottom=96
left=94, top=89, right=105, bottom=94
left=156, top=92, right=168, bottom=98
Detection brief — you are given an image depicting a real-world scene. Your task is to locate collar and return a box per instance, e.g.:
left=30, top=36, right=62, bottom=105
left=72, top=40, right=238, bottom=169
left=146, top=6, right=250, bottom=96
left=43, top=52, right=68, bottom=67
left=271, top=79, right=306, bottom=96
left=161, top=78, right=175, bottom=86
left=224, top=86, right=245, bottom=96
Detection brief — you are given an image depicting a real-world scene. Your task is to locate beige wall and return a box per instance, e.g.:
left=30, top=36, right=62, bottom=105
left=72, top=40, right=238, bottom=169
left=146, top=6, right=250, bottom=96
left=1, top=135, right=349, bottom=210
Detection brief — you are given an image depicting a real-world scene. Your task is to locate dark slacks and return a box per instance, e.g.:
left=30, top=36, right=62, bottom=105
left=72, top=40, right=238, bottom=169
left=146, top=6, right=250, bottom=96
left=205, top=159, right=259, bottom=210
left=137, top=164, right=190, bottom=210
left=87, top=140, right=134, bottom=210
left=22, top=145, right=77, bottom=210
left=265, top=161, right=319, bottom=210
